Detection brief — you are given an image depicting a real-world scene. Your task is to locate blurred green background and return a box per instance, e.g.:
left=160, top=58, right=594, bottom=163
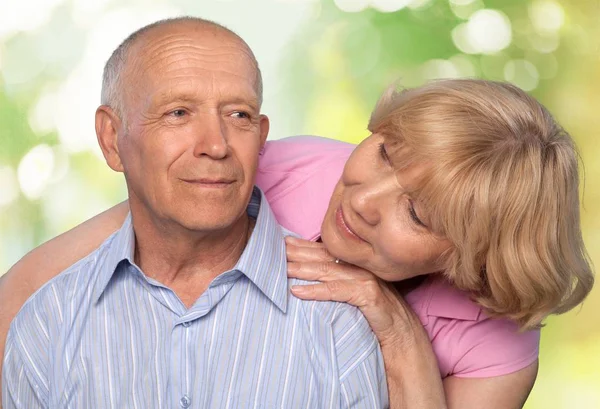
left=0, top=0, right=598, bottom=407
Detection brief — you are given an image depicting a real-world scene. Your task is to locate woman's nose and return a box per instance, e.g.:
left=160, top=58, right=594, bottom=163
left=349, top=181, right=391, bottom=226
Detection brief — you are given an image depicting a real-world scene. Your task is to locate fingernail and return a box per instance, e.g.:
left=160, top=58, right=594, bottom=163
left=287, top=262, right=298, bottom=272
left=285, top=236, right=298, bottom=243
left=291, top=285, right=307, bottom=294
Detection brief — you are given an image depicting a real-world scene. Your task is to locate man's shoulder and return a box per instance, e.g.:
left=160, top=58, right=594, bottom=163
left=289, top=277, right=369, bottom=325
left=12, top=233, right=117, bottom=333
left=288, top=277, right=380, bottom=376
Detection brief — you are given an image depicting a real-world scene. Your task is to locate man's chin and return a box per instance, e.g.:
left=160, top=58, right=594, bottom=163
left=175, top=214, right=244, bottom=234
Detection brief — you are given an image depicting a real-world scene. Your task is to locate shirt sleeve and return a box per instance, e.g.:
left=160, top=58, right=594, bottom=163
left=442, top=317, right=540, bottom=378
left=339, top=347, right=389, bottom=408
left=2, top=329, right=49, bottom=408
left=332, top=304, right=389, bottom=408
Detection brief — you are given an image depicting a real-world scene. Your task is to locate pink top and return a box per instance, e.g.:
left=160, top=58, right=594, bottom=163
left=256, top=135, right=540, bottom=378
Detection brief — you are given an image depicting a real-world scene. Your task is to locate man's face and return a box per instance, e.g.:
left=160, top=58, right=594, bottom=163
left=106, top=24, right=268, bottom=233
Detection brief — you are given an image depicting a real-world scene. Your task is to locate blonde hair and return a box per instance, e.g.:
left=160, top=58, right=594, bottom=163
left=369, top=79, right=594, bottom=329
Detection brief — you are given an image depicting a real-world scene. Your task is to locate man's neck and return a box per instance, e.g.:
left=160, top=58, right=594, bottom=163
left=129, top=204, right=254, bottom=308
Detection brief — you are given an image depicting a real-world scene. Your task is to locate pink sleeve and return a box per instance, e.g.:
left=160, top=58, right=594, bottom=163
left=431, top=316, right=540, bottom=378
left=407, top=278, right=540, bottom=379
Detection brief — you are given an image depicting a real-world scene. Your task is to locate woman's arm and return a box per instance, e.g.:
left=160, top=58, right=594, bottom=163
left=286, top=236, right=446, bottom=408
left=285, top=237, right=537, bottom=409
left=443, top=363, right=538, bottom=409
left=0, top=200, right=130, bottom=390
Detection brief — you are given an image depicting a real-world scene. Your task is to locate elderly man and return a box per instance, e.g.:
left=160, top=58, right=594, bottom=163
left=1, top=17, right=387, bottom=409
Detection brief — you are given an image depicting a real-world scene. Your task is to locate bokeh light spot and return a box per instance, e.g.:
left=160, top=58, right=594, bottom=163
left=525, top=51, right=558, bottom=79
left=49, top=146, right=70, bottom=184
left=529, top=32, right=560, bottom=53
left=466, top=9, right=512, bottom=54
left=17, top=144, right=55, bottom=200
left=449, top=54, right=478, bottom=77
left=28, top=88, right=59, bottom=135
left=1, top=36, right=47, bottom=87
left=0, top=166, right=19, bottom=207
left=0, top=0, right=65, bottom=40
left=449, top=0, right=483, bottom=20
left=479, top=52, right=509, bottom=79
left=407, top=0, right=434, bottom=9
left=451, top=24, right=478, bottom=54
left=529, top=0, right=564, bottom=33
left=422, top=59, right=460, bottom=79
left=371, top=0, right=411, bottom=13
left=449, top=0, right=476, bottom=5
left=504, top=59, right=539, bottom=91
left=334, top=0, right=369, bottom=13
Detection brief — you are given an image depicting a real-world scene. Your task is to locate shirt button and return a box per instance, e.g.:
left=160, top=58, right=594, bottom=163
left=180, top=395, right=191, bottom=408
left=182, top=321, right=191, bottom=328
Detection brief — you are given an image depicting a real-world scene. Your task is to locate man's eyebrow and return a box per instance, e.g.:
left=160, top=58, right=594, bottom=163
left=151, top=90, right=199, bottom=104
left=149, top=91, right=259, bottom=111
left=222, top=97, right=260, bottom=112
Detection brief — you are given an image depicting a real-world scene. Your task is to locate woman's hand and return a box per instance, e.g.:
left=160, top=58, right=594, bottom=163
left=286, top=236, right=537, bottom=409
left=286, top=236, right=448, bottom=408
left=285, top=236, right=423, bottom=350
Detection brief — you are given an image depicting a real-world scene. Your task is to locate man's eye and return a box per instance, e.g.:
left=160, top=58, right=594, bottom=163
left=169, top=109, right=187, bottom=117
left=232, top=111, right=250, bottom=119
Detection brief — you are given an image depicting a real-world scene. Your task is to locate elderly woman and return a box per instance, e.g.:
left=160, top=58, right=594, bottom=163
left=1, top=79, right=593, bottom=408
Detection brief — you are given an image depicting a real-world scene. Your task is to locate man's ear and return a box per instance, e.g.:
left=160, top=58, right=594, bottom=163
left=95, top=105, right=124, bottom=172
left=258, top=114, right=270, bottom=149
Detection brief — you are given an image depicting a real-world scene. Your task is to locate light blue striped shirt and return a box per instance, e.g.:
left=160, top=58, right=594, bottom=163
left=3, top=188, right=388, bottom=408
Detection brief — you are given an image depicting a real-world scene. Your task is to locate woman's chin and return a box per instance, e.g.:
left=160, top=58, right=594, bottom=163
left=320, top=224, right=349, bottom=258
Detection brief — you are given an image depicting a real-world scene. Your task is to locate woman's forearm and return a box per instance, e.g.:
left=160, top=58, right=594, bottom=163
left=384, top=337, right=447, bottom=409
left=4, top=200, right=130, bottom=279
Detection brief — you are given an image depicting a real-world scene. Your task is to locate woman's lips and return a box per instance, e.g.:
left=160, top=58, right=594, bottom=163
left=335, top=207, right=365, bottom=243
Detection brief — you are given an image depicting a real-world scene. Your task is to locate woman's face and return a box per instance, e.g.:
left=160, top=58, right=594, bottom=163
left=320, top=133, right=452, bottom=282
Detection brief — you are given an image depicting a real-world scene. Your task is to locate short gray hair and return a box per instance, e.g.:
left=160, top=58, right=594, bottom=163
left=100, top=17, right=263, bottom=120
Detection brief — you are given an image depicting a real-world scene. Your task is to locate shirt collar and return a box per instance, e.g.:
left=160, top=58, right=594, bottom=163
left=233, top=187, right=288, bottom=312
left=406, top=276, right=482, bottom=322
left=92, top=213, right=136, bottom=304
left=92, top=187, right=289, bottom=312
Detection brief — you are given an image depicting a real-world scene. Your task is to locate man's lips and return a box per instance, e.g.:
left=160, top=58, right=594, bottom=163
left=180, top=178, right=234, bottom=187
left=335, top=207, right=365, bottom=243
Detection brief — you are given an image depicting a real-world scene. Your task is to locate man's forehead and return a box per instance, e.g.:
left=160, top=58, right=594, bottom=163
left=149, top=80, right=259, bottom=107
left=132, top=21, right=252, bottom=62
left=123, top=26, right=260, bottom=106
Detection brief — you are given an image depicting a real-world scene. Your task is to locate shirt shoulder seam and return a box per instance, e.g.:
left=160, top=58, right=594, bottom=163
left=4, top=329, right=50, bottom=405
left=338, top=337, right=379, bottom=382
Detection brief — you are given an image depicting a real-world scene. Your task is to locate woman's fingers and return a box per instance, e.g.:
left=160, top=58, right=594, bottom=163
left=291, top=278, right=386, bottom=308
left=287, top=261, right=371, bottom=282
left=284, top=236, right=323, bottom=248
left=291, top=280, right=408, bottom=342
left=285, top=237, right=335, bottom=263
left=291, top=281, right=357, bottom=304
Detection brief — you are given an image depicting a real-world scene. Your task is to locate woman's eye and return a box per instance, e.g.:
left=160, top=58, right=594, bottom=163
left=378, top=142, right=390, bottom=163
left=408, top=199, right=427, bottom=228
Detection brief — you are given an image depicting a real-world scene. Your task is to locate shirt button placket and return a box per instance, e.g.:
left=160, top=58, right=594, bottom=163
left=180, top=394, right=191, bottom=408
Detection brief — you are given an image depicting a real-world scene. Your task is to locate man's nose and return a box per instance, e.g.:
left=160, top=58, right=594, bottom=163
left=192, top=114, right=228, bottom=159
